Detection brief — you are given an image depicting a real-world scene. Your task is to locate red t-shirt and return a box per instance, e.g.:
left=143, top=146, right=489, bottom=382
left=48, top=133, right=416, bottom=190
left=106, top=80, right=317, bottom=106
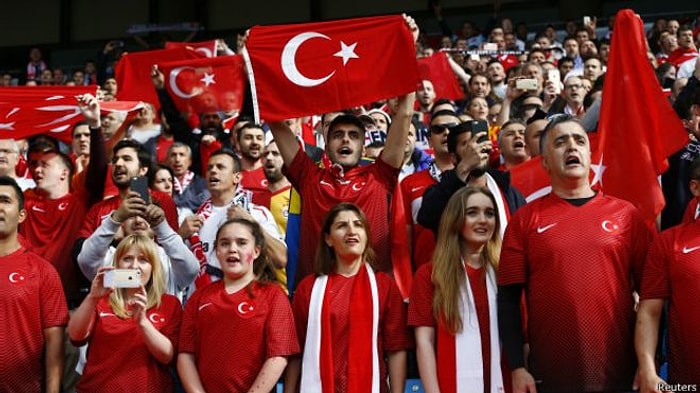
left=498, top=192, right=653, bottom=392
left=0, top=248, right=69, bottom=392
left=77, top=191, right=179, bottom=239
left=179, top=281, right=299, bottom=393
left=667, top=47, right=700, bottom=68
left=75, top=295, right=182, bottom=393
left=284, top=149, right=399, bottom=281
left=640, top=220, right=700, bottom=382
left=241, top=166, right=272, bottom=208
left=292, top=272, right=412, bottom=393
left=21, top=190, right=90, bottom=301
left=400, top=169, right=438, bottom=269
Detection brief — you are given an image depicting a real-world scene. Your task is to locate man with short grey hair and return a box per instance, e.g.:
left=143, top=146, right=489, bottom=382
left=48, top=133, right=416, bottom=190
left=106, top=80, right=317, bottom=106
left=0, top=139, right=34, bottom=190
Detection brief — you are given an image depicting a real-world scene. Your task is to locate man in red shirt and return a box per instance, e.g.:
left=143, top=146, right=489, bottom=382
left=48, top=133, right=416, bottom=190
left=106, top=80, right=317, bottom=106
left=269, top=91, right=414, bottom=283
left=497, top=115, right=653, bottom=392
left=636, top=156, right=700, bottom=387
left=236, top=123, right=271, bottom=207
left=401, top=110, right=458, bottom=269
left=22, top=94, right=106, bottom=306
left=0, top=176, right=68, bottom=393
left=668, top=25, right=699, bottom=68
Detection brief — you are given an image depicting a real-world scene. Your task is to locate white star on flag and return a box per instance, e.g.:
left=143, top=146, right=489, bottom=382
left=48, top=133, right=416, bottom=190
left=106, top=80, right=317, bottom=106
left=333, top=41, right=359, bottom=66
left=590, top=155, right=607, bottom=188
left=200, top=73, right=216, bottom=86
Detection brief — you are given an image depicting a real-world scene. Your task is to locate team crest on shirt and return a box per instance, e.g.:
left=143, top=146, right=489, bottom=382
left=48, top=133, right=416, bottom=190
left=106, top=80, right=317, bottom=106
left=350, top=181, right=366, bottom=192
left=235, top=301, right=256, bottom=319
left=8, top=271, right=26, bottom=285
left=600, top=219, right=620, bottom=234
left=147, top=312, right=166, bottom=327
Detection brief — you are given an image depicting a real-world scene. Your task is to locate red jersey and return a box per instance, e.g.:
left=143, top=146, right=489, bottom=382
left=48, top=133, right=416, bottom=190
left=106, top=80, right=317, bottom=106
left=667, top=47, right=699, bottom=68
left=179, top=281, right=298, bottom=393
left=293, top=272, right=411, bottom=393
left=241, top=166, right=272, bottom=208
left=21, top=190, right=90, bottom=302
left=639, top=220, right=700, bottom=382
left=498, top=192, right=653, bottom=392
left=284, top=149, right=399, bottom=281
left=400, top=169, right=438, bottom=269
left=0, top=248, right=69, bottom=392
left=77, top=190, right=179, bottom=239
left=75, top=295, right=182, bottom=393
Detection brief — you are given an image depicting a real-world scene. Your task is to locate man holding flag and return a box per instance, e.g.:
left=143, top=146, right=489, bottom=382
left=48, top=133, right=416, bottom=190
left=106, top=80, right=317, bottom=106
left=260, top=15, right=419, bottom=295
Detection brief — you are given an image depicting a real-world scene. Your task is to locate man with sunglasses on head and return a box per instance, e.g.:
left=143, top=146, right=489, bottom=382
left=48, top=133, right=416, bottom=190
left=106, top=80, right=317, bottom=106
left=401, top=110, right=460, bottom=269
left=497, top=115, right=653, bottom=393
left=417, top=118, right=526, bottom=238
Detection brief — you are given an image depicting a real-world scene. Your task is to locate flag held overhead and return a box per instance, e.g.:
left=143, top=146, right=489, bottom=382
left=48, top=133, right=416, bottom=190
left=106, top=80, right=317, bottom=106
left=243, top=15, right=420, bottom=122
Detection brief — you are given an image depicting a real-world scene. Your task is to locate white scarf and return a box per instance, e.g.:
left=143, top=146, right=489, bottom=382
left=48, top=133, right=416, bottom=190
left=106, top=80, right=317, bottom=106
left=301, top=263, right=380, bottom=393
left=456, top=263, right=504, bottom=393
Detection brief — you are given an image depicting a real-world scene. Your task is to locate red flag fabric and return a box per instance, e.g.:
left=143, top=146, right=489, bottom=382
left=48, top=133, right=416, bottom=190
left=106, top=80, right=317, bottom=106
left=509, top=156, right=551, bottom=202
left=158, top=55, right=246, bottom=116
left=115, top=47, right=206, bottom=108
left=593, top=9, right=689, bottom=227
left=164, top=40, right=218, bottom=58
left=417, top=53, right=464, bottom=101
left=390, top=180, right=412, bottom=300
left=0, top=86, right=95, bottom=103
left=244, top=15, right=419, bottom=121
left=0, top=98, right=142, bottom=143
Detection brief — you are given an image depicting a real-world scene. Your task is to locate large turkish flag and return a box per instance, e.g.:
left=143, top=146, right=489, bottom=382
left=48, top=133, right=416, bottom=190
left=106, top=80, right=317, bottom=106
left=158, top=55, right=246, bottom=116
left=115, top=47, right=206, bottom=109
left=0, top=98, right=142, bottom=143
left=594, top=9, right=689, bottom=228
left=244, top=15, right=419, bottom=121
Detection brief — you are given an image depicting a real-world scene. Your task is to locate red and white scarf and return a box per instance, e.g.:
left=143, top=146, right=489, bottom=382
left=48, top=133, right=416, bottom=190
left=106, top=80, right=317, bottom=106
left=173, top=171, right=195, bottom=195
left=486, top=173, right=510, bottom=239
left=301, top=263, right=379, bottom=393
left=436, top=264, right=504, bottom=393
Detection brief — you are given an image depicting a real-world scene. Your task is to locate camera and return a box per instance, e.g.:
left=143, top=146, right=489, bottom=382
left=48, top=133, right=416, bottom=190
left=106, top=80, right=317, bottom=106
left=104, top=269, right=141, bottom=288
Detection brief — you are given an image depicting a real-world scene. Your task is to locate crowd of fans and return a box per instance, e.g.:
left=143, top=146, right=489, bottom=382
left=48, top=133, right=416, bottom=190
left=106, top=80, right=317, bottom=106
left=0, top=6, right=700, bottom=393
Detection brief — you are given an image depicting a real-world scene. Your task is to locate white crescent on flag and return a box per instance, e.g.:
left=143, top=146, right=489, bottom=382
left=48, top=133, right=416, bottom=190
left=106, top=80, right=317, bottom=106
left=281, top=32, right=336, bottom=87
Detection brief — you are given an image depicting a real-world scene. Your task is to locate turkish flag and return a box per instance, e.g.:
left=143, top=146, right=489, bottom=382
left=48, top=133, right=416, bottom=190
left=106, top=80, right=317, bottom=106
left=164, top=40, right=218, bottom=58
left=244, top=15, right=419, bottom=121
left=0, top=98, right=143, bottom=143
left=593, top=9, right=689, bottom=227
left=115, top=47, right=206, bottom=109
left=417, top=53, right=464, bottom=101
left=509, top=156, right=551, bottom=202
left=158, top=55, right=246, bottom=115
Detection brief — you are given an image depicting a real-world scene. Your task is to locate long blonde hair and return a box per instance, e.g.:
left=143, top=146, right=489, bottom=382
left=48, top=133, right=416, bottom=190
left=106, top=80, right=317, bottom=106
left=109, top=235, right=166, bottom=318
left=431, top=187, right=502, bottom=334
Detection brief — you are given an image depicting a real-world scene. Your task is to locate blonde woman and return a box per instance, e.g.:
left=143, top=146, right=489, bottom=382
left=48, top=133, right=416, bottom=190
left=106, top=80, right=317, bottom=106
left=408, top=187, right=510, bottom=393
left=68, top=234, right=182, bottom=392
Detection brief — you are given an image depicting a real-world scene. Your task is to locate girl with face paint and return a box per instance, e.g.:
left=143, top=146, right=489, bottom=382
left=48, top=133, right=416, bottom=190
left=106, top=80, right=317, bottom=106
left=177, top=218, right=298, bottom=393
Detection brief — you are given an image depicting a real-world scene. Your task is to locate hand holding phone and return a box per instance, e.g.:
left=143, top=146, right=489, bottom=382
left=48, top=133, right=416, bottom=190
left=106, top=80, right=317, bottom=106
left=129, top=176, right=150, bottom=204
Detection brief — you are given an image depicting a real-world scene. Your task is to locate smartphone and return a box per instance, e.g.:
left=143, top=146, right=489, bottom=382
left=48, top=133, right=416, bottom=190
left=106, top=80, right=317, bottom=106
left=547, top=70, right=562, bottom=94
left=583, top=16, right=591, bottom=25
left=484, top=43, right=498, bottom=51
left=516, top=78, right=539, bottom=91
left=469, top=120, right=489, bottom=143
left=104, top=269, right=141, bottom=288
left=129, top=176, right=150, bottom=204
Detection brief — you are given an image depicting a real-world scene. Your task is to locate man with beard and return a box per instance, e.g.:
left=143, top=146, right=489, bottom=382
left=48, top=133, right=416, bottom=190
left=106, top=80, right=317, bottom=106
left=235, top=123, right=270, bottom=207
left=416, top=80, right=436, bottom=124
left=263, top=141, right=291, bottom=234
left=75, top=139, right=179, bottom=244
left=417, top=119, right=525, bottom=238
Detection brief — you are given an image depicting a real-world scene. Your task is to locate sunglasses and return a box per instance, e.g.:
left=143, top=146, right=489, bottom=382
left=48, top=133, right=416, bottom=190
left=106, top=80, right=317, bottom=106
left=429, top=122, right=459, bottom=135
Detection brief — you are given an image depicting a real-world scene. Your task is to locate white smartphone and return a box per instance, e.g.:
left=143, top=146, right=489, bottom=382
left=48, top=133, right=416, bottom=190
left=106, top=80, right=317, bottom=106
left=104, top=269, right=141, bottom=288
left=516, top=78, right=539, bottom=91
